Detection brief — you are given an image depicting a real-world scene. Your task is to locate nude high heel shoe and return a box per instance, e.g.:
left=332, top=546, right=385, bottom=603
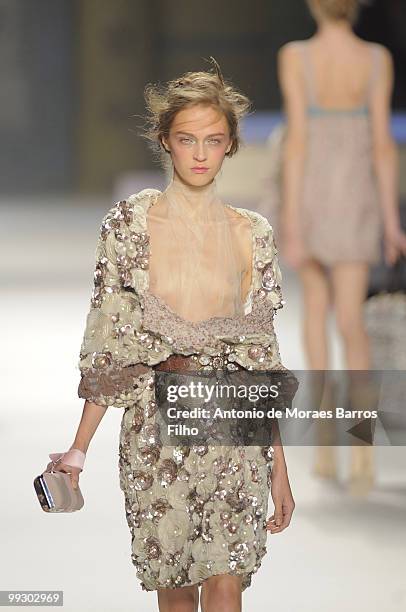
left=348, top=445, right=374, bottom=496
left=347, top=379, right=377, bottom=496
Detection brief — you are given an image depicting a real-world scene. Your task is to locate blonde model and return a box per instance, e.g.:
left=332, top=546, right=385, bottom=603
left=51, top=62, right=295, bottom=612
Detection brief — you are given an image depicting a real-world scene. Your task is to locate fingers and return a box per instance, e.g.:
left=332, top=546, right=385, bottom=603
left=274, top=505, right=284, bottom=528
left=266, top=505, right=284, bottom=533
left=58, top=464, right=80, bottom=490
left=266, top=504, right=295, bottom=533
left=53, top=462, right=72, bottom=473
left=266, top=514, right=290, bottom=533
left=48, top=462, right=81, bottom=490
left=384, top=244, right=397, bottom=266
left=45, top=461, right=68, bottom=473
left=384, top=231, right=406, bottom=265
left=70, top=473, right=79, bottom=490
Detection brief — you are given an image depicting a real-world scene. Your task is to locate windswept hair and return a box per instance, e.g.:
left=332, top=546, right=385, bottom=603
left=142, top=57, right=252, bottom=164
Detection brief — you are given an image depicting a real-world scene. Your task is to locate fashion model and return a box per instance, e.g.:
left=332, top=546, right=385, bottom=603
left=277, top=0, right=406, bottom=493
left=52, top=62, right=295, bottom=612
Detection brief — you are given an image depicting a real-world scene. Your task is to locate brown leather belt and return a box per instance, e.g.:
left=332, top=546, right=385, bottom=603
left=154, top=353, right=243, bottom=373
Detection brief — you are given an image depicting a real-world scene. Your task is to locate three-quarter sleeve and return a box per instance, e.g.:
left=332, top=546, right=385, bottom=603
left=247, top=213, right=298, bottom=413
left=77, top=198, right=172, bottom=408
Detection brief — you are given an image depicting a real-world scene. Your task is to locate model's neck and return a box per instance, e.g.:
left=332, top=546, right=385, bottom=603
left=165, top=172, right=218, bottom=217
left=316, top=18, right=353, bottom=40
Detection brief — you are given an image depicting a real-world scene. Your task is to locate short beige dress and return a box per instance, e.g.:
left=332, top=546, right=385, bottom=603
left=77, top=189, right=290, bottom=592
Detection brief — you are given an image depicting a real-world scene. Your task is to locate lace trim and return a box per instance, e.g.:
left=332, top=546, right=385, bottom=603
left=78, top=363, right=150, bottom=403
left=140, top=290, right=276, bottom=351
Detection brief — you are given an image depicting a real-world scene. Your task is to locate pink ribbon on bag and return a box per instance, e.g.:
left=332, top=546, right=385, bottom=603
left=49, top=448, right=86, bottom=471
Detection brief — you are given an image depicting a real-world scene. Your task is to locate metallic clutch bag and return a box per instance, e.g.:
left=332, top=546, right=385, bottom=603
left=33, top=450, right=85, bottom=513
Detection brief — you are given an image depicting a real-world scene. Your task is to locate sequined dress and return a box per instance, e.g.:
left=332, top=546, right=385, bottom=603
left=77, top=189, right=287, bottom=591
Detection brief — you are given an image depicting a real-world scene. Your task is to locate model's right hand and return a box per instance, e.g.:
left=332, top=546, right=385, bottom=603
left=384, top=225, right=406, bottom=266
left=45, top=460, right=81, bottom=490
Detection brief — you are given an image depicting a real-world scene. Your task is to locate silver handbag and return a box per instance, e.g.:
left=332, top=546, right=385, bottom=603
left=33, top=451, right=85, bottom=512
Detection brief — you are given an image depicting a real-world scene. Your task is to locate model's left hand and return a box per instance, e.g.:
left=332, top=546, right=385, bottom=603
left=45, top=459, right=82, bottom=490
left=384, top=225, right=406, bottom=266
left=266, top=464, right=295, bottom=533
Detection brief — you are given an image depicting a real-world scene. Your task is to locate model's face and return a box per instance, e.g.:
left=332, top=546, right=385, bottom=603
left=162, top=103, right=233, bottom=187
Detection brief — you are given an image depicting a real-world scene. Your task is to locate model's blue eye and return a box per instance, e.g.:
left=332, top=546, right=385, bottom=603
left=179, top=137, right=194, bottom=144
left=208, top=139, right=221, bottom=145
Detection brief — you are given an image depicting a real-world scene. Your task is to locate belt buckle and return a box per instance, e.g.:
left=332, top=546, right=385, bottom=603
left=191, top=350, right=240, bottom=373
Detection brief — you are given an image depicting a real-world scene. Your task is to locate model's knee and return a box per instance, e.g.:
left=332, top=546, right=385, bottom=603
left=164, top=603, right=195, bottom=612
left=157, top=586, right=198, bottom=612
left=306, top=308, right=329, bottom=325
left=202, top=575, right=242, bottom=609
left=169, top=601, right=196, bottom=612
left=336, top=313, right=364, bottom=340
left=304, top=291, right=330, bottom=314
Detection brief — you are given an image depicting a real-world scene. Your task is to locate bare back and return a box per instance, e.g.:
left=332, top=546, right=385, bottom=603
left=302, top=36, right=380, bottom=109
left=278, top=28, right=394, bottom=154
left=277, top=31, right=395, bottom=267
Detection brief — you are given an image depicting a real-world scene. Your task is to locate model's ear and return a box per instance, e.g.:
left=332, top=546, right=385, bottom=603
left=161, top=137, right=171, bottom=153
left=225, top=140, right=233, bottom=155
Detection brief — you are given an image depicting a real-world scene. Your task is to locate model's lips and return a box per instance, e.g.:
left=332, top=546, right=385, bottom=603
left=191, top=167, right=209, bottom=173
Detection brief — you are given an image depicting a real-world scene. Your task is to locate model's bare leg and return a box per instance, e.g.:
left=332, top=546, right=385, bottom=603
left=331, top=262, right=371, bottom=370
left=298, top=259, right=337, bottom=478
left=200, top=574, right=242, bottom=612
left=298, top=259, right=331, bottom=370
left=157, top=584, right=199, bottom=612
left=313, top=378, right=339, bottom=478
left=330, top=262, right=374, bottom=495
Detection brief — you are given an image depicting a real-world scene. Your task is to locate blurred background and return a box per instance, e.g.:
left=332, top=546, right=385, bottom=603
left=2, top=0, right=406, bottom=196
left=2, top=1, right=406, bottom=611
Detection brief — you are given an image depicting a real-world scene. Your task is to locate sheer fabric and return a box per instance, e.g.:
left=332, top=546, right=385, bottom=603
left=146, top=174, right=249, bottom=323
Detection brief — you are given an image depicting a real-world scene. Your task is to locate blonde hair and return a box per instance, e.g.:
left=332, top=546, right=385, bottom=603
left=142, top=57, right=252, bottom=163
left=307, top=0, right=360, bottom=23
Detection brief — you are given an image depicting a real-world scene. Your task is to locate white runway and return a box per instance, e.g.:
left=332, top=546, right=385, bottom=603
left=2, top=198, right=405, bottom=611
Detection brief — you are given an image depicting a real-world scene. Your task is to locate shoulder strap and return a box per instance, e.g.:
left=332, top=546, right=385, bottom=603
left=301, top=41, right=317, bottom=107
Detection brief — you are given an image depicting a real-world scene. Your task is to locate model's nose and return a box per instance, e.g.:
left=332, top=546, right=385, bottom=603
left=193, top=142, right=207, bottom=161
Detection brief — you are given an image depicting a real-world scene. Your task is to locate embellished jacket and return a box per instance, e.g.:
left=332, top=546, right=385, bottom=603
left=77, top=189, right=287, bottom=410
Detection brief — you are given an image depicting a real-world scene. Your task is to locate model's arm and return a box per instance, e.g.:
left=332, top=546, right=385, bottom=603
left=265, top=415, right=295, bottom=534
left=77, top=199, right=172, bottom=410
left=48, top=400, right=108, bottom=487
left=270, top=418, right=287, bottom=473
left=268, top=367, right=298, bottom=478
left=370, top=45, right=406, bottom=264
left=255, top=216, right=295, bottom=533
left=70, top=399, right=108, bottom=454
left=50, top=197, right=174, bottom=487
left=277, top=43, right=307, bottom=267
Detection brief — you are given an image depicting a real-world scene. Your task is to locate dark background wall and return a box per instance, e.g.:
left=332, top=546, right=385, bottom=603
left=0, top=0, right=75, bottom=192
left=0, top=0, right=404, bottom=195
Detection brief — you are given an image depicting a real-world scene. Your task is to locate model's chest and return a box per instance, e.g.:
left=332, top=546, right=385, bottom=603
left=146, top=212, right=253, bottom=309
